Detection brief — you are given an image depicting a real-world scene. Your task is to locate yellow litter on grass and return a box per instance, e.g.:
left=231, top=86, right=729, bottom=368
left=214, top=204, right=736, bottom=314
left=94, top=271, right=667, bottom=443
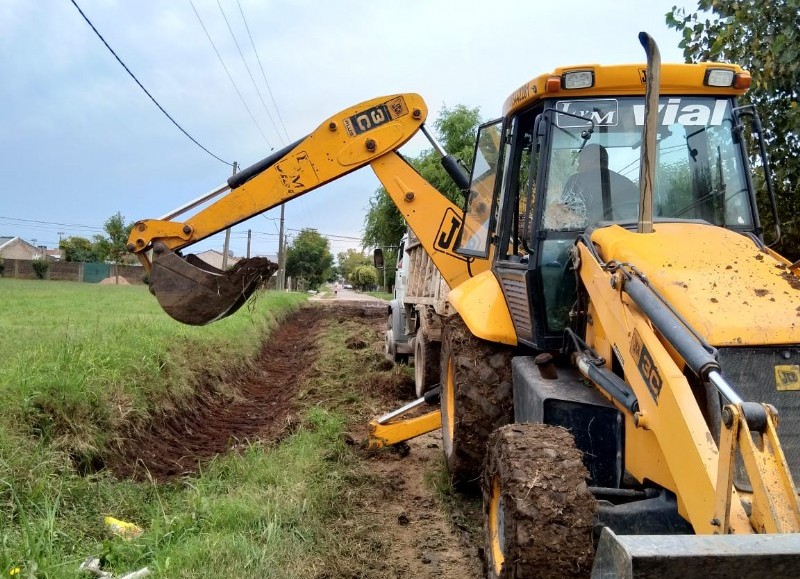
left=104, top=516, right=143, bottom=540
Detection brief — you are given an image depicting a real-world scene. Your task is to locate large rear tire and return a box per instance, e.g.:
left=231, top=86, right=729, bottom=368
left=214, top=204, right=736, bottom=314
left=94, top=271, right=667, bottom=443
left=440, top=315, right=513, bottom=487
left=414, top=331, right=440, bottom=399
left=483, top=424, right=596, bottom=579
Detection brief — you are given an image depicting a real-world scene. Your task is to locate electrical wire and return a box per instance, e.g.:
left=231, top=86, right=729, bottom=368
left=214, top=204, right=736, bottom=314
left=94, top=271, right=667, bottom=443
left=216, top=0, right=284, bottom=146
left=188, top=0, right=274, bottom=150
left=236, top=0, right=291, bottom=143
left=69, top=0, right=233, bottom=167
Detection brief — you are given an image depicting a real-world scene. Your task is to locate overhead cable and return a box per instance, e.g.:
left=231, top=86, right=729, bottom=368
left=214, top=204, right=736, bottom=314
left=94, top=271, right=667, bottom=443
left=69, top=0, right=233, bottom=167
left=216, top=0, right=284, bottom=145
left=189, top=0, right=274, bottom=150
left=236, top=0, right=291, bottom=142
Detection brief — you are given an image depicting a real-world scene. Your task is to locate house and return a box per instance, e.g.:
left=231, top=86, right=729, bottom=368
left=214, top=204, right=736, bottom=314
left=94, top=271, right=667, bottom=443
left=195, top=249, right=240, bottom=271
left=0, top=237, right=47, bottom=260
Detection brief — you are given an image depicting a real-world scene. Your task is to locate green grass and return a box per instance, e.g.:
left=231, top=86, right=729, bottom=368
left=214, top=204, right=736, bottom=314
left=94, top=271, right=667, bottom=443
left=364, top=291, right=391, bottom=301
left=0, top=279, right=306, bottom=449
left=0, top=278, right=396, bottom=578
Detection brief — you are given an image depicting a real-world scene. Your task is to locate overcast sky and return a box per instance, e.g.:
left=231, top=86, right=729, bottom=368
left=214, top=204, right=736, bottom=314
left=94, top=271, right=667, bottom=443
left=1, top=0, right=696, bottom=259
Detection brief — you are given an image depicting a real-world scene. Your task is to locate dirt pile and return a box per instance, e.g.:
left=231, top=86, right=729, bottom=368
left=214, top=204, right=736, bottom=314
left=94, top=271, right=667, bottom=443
left=98, top=276, right=131, bottom=285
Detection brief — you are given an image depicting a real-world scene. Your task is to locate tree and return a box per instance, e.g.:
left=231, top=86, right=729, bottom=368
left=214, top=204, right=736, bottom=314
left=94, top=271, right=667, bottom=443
left=97, top=212, right=134, bottom=266
left=337, top=249, right=371, bottom=283
left=362, top=105, right=482, bottom=251
left=285, top=229, right=334, bottom=290
left=666, top=0, right=800, bottom=258
left=351, top=264, right=379, bottom=291
left=59, top=236, right=104, bottom=262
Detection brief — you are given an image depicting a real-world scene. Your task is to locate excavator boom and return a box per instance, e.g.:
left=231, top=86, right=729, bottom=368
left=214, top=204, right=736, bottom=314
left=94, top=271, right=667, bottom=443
left=127, top=93, right=482, bottom=324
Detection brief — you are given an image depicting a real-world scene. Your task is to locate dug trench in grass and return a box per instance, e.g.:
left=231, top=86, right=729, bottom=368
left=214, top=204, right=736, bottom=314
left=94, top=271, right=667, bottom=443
left=108, top=306, right=326, bottom=480
left=1, top=300, right=428, bottom=577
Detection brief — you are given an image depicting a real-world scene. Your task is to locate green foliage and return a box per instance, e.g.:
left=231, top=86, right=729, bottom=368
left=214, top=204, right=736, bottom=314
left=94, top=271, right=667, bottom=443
left=336, top=249, right=370, bottom=283
left=666, top=0, right=800, bottom=258
left=351, top=264, right=379, bottom=290
left=99, top=212, right=134, bottom=265
left=285, top=229, right=334, bottom=289
left=59, top=235, right=105, bottom=262
left=362, top=104, right=482, bottom=250
left=31, top=259, right=48, bottom=279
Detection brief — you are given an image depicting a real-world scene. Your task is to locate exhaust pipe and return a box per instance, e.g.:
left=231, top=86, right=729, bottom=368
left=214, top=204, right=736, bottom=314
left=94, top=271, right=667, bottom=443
left=637, top=32, right=660, bottom=234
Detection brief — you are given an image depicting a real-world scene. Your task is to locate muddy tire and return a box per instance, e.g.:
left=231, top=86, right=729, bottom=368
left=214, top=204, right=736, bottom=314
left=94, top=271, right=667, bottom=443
left=483, top=424, right=596, bottom=579
left=440, top=315, right=513, bottom=487
left=414, top=332, right=440, bottom=399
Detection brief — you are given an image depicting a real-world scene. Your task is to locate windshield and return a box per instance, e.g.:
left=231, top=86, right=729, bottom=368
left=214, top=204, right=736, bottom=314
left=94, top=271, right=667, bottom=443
left=541, top=96, right=753, bottom=231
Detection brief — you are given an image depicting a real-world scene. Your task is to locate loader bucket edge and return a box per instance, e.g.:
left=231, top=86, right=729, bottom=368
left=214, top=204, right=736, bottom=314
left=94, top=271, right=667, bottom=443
left=591, top=527, right=800, bottom=579
left=148, top=245, right=278, bottom=325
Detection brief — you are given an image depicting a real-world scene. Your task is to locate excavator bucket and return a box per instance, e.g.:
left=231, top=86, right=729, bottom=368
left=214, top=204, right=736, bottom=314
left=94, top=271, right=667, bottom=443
left=591, top=528, right=800, bottom=579
left=148, top=246, right=278, bottom=325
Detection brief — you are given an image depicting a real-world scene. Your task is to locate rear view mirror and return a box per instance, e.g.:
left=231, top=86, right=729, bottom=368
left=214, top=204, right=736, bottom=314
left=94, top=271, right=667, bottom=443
left=373, top=248, right=384, bottom=268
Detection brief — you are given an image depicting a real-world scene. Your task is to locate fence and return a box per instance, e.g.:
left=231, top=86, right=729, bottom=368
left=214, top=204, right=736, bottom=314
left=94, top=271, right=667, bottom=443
left=0, top=259, right=146, bottom=284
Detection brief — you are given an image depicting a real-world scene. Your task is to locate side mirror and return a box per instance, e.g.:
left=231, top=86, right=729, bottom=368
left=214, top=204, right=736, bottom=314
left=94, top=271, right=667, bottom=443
left=373, top=248, right=384, bottom=268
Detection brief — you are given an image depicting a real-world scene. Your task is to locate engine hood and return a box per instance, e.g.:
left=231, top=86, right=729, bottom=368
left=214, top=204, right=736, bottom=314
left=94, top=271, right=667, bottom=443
left=589, top=223, right=800, bottom=346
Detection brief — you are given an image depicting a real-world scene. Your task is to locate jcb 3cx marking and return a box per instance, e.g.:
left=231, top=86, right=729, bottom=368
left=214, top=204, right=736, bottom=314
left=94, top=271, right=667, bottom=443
left=343, top=96, right=409, bottom=136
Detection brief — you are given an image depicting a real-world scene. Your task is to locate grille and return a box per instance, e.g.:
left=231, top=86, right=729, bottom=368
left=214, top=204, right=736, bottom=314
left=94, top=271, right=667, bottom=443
left=500, top=277, right=532, bottom=341
left=717, top=347, right=800, bottom=490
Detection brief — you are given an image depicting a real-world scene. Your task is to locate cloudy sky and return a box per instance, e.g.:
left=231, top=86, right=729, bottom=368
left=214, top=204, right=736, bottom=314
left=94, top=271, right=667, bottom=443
left=1, top=0, right=696, bottom=259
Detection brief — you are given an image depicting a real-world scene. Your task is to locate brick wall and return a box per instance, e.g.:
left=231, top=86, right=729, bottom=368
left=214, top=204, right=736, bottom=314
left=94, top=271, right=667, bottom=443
left=0, top=259, right=146, bottom=284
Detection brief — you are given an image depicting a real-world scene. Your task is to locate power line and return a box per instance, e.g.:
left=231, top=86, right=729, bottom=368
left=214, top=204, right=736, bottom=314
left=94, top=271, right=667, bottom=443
left=0, top=215, right=104, bottom=232
left=236, top=0, right=291, bottom=142
left=216, top=0, right=284, bottom=146
left=69, top=0, right=233, bottom=167
left=189, top=0, right=274, bottom=150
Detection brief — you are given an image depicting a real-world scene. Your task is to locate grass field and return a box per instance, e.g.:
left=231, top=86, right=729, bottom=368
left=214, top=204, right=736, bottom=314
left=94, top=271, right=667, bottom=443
left=1, top=278, right=379, bottom=577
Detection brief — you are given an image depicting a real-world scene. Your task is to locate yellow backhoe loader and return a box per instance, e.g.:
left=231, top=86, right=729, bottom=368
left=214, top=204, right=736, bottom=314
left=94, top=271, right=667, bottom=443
left=129, top=33, right=800, bottom=578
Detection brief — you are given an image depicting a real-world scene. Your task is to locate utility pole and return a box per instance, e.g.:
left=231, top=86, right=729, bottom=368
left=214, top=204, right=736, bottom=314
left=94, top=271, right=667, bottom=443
left=277, top=204, right=285, bottom=290
left=246, top=229, right=252, bottom=259
left=222, top=161, right=238, bottom=270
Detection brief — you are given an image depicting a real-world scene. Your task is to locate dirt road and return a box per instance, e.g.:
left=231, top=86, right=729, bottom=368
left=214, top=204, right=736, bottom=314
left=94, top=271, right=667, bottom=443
left=112, top=299, right=483, bottom=577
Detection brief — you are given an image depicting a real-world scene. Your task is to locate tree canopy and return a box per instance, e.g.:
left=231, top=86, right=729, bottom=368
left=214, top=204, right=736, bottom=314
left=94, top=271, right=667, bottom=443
left=362, top=104, right=482, bottom=251
left=59, top=212, right=134, bottom=263
left=666, top=0, right=800, bottom=257
left=96, top=212, right=134, bottom=265
left=336, top=249, right=371, bottom=284
left=351, top=264, right=379, bottom=291
left=59, top=235, right=105, bottom=262
left=285, top=228, right=334, bottom=290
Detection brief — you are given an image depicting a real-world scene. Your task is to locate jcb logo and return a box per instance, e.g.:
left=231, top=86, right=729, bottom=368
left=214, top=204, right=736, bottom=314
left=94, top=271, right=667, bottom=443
left=435, top=208, right=463, bottom=256
left=631, top=330, right=663, bottom=403
left=775, top=365, right=800, bottom=391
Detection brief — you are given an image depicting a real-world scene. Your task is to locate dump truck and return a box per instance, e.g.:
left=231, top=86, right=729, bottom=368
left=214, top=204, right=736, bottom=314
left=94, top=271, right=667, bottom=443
left=383, top=227, right=451, bottom=398
left=129, top=33, right=800, bottom=578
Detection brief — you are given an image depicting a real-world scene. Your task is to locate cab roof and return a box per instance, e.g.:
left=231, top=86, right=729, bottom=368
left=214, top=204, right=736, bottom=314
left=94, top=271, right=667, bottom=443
left=503, top=62, right=750, bottom=117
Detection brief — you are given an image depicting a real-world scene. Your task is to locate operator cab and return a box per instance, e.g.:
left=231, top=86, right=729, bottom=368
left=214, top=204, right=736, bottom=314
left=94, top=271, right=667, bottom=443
left=456, top=64, right=769, bottom=350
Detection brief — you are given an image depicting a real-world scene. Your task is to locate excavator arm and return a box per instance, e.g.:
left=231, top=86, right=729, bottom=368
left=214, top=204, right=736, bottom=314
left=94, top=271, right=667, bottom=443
left=128, top=93, right=488, bottom=324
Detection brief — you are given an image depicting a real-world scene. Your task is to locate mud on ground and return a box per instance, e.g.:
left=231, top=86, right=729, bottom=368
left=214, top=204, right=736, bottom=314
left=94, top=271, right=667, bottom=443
left=110, top=300, right=483, bottom=578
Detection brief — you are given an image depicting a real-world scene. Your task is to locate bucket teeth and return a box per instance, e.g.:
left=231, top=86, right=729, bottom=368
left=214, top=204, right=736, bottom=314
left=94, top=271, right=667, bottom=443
left=148, top=245, right=278, bottom=325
